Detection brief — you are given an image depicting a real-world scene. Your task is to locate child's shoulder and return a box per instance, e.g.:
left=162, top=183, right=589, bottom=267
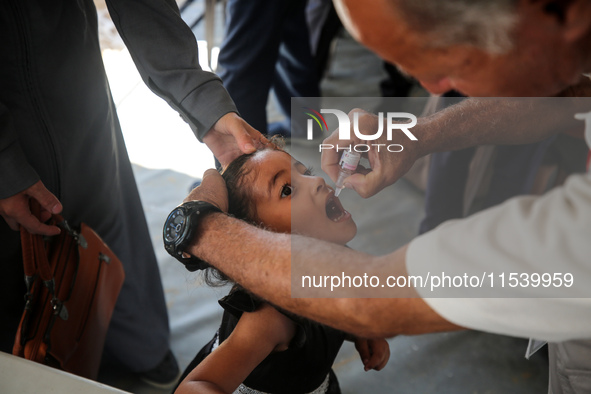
left=234, top=302, right=296, bottom=352
left=219, top=285, right=295, bottom=348
left=219, top=285, right=262, bottom=316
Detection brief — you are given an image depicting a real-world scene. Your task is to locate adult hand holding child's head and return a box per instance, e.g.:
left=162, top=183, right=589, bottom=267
left=185, top=169, right=229, bottom=213
left=203, top=113, right=269, bottom=167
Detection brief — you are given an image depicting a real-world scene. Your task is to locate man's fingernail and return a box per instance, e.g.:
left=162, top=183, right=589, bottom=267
left=244, top=143, right=255, bottom=152
left=344, top=182, right=352, bottom=189
left=52, top=204, right=61, bottom=214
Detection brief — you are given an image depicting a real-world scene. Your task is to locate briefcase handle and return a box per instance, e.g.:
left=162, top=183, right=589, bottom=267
left=19, top=202, right=80, bottom=319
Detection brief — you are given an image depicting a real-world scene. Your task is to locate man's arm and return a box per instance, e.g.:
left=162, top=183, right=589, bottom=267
left=415, top=94, right=588, bottom=153
left=189, top=214, right=460, bottom=338
left=184, top=171, right=460, bottom=338
left=323, top=85, right=591, bottom=198
left=105, top=0, right=265, bottom=166
left=106, top=0, right=235, bottom=140
left=0, top=103, right=62, bottom=235
left=186, top=163, right=591, bottom=342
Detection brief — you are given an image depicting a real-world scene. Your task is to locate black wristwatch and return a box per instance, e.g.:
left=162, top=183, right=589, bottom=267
left=163, top=200, right=222, bottom=271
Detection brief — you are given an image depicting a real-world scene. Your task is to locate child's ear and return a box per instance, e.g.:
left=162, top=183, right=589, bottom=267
left=530, top=0, right=591, bottom=42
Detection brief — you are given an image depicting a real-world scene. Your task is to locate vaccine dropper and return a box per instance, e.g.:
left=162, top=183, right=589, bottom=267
left=334, top=151, right=361, bottom=197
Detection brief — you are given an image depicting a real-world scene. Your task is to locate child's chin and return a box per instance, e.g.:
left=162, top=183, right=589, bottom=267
left=335, top=227, right=357, bottom=245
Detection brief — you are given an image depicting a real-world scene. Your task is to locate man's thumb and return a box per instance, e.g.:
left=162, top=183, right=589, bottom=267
left=201, top=168, right=222, bottom=183
left=230, top=126, right=257, bottom=154
left=28, top=181, right=62, bottom=214
left=344, top=172, right=381, bottom=199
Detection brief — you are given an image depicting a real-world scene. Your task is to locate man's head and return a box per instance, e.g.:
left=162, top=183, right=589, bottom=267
left=334, top=0, right=591, bottom=96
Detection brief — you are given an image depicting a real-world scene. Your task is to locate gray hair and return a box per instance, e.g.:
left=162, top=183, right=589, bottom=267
left=392, top=0, right=519, bottom=54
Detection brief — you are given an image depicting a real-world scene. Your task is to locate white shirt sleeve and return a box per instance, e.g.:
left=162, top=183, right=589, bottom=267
left=406, top=171, right=591, bottom=342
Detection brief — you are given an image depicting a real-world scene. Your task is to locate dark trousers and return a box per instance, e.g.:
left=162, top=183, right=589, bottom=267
left=217, top=0, right=320, bottom=136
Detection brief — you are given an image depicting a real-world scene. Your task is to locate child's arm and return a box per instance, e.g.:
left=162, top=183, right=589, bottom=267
left=354, top=337, right=391, bottom=372
left=175, top=303, right=296, bottom=394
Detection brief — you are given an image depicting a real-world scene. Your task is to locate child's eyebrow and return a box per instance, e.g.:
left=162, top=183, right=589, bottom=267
left=268, top=169, right=287, bottom=197
left=294, top=161, right=307, bottom=172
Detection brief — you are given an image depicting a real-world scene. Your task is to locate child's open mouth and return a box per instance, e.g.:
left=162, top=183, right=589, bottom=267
left=325, top=193, right=350, bottom=222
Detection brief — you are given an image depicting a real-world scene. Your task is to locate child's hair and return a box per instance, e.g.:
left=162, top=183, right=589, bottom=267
left=203, top=137, right=285, bottom=287
left=221, top=152, right=260, bottom=224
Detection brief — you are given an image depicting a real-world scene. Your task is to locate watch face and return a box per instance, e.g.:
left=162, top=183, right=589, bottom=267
left=164, top=208, right=186, bottom=244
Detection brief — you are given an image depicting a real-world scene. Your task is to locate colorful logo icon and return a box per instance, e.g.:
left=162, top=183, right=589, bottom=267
left=303, top=107, right=328, bottom=139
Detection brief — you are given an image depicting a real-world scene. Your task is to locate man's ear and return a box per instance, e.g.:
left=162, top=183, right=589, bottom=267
left=534, top=0, right=591, bottom=42
left=561, top=0, right=591, bottom=42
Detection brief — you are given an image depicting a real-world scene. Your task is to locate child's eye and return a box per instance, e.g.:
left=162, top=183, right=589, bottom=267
left=280, top=184, right=292, bottom=198
left=304, top=166, right=315, bottom=176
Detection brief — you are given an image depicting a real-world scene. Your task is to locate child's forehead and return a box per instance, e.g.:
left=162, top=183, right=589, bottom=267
left=249, top=151, right=310, bottom=178
left=250, top=149, right=293, bottom=166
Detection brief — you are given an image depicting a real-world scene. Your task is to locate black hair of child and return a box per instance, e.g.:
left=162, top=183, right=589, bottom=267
left=202, top=136, right=285, bottom=287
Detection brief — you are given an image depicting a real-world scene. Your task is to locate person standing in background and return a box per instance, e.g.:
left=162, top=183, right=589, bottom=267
left=0, top=0, right=262, bottom=388
left=217, top=0, right=320, bottom=139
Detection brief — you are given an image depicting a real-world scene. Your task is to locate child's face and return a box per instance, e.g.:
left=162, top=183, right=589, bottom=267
left=246, top=150, right=357, bottom=245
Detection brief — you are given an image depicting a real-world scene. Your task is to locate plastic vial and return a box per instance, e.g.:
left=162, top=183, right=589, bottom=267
left=334, top=150, right=361, bottom=197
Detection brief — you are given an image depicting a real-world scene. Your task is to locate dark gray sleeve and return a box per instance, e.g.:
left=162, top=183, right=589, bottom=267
left=105, top=0, right=238, bottom=141
left=0, top=103, right=40, bottom=199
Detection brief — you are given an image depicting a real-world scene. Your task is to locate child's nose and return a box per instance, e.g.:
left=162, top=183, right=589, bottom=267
left=313, top=176, right=326, bottom=194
